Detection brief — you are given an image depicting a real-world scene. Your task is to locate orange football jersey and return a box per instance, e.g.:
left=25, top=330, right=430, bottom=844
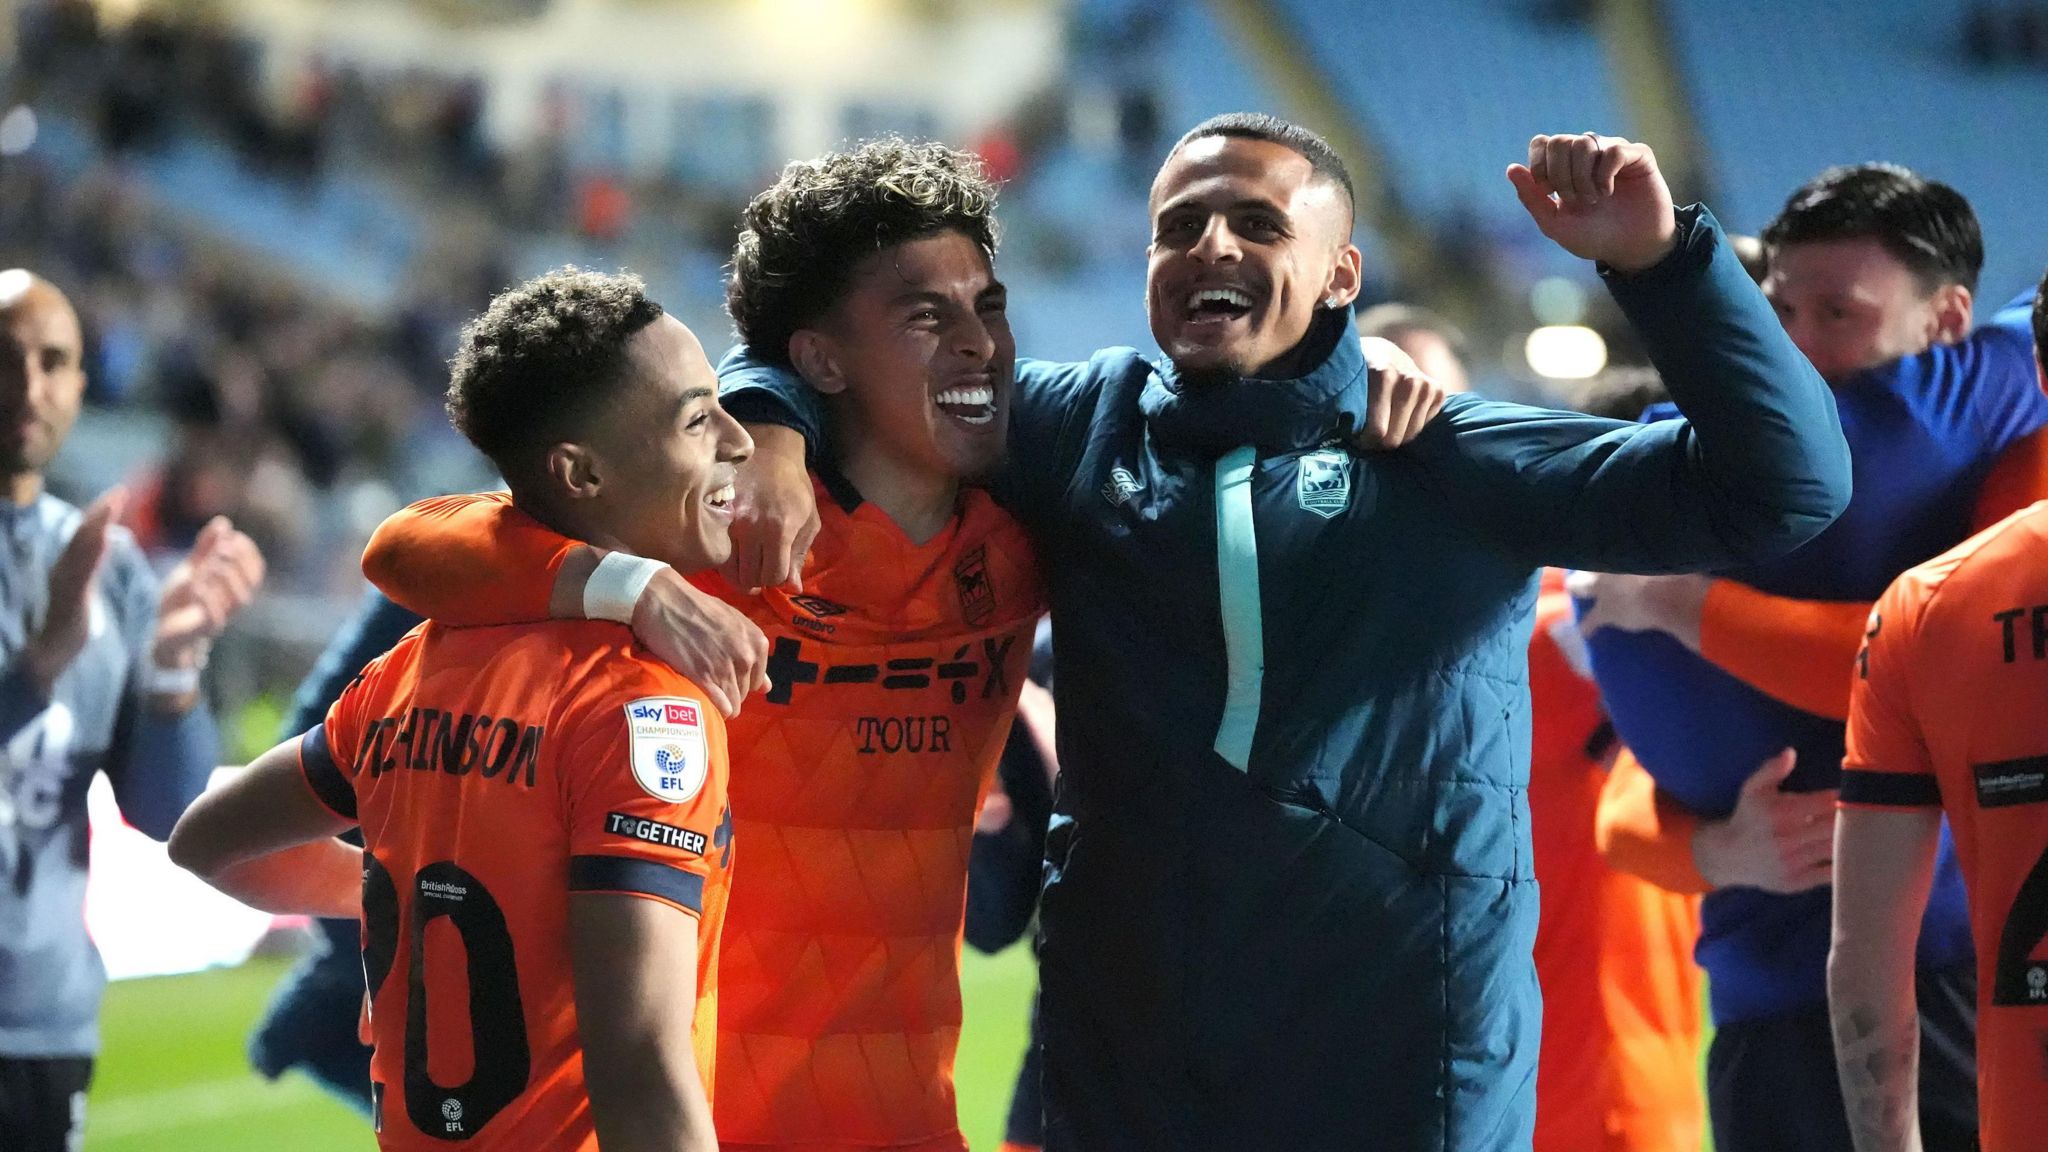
left=363, top=484, right=1043, bottom=1152
left=711, top=481, right=1040, bottom=1152
left=1527, top=577, right=1706, bottom=1152
left=1843, top=501, right=2048, bottom=1151
left=301, top=619, right=733, bottom=1151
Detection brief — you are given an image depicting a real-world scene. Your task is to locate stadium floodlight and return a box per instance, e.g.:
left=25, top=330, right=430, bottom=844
left=0, top=106, right=37, bottom=157
left=1524, top=324, right=1608, bottom=379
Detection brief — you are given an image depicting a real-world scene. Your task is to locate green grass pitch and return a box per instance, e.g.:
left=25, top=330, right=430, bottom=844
left=86, top=943, right=1041, bottom=1151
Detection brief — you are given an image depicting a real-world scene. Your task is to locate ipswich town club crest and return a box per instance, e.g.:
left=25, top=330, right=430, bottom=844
left=1297, top=449, right=1351, bottom=519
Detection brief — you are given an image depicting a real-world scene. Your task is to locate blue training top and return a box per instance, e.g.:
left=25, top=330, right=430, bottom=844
left=1581, top=293, right=2046, bottom=1024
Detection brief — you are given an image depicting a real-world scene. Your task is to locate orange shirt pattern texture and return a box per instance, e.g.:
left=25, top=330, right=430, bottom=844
left=1843, top=500, right=2048, bottom=1152
left=712, top=481, right=1041, bottom=1152
left=298, top=620, right=733, bottom=1152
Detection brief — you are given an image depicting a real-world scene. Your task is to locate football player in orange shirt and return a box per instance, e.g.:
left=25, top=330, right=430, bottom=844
left=169, top=269, right=750, bottom=1152
left=1829, top=275, right=2048, bottom=1152
left=1527, top=571, right=1704, bottom=1152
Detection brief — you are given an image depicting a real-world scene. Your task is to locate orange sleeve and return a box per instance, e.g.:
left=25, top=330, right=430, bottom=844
left=362, top=492, right=575, bottom=627
left=297, top=629, right=421, bottom=822
left=1694, top=427, right=2048, bottom=723
left=1594, top=746, right=1711, bottom=895
left=1840, top=586, right=1940, bottom=809
left=1696, top=582, right=1866, bottom=723
left=560, top=676, right=730, bottom=918
left=1971, top=424, right=2048, bottom=531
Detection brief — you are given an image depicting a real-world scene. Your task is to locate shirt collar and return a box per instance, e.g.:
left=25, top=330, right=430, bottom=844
left=1139, top=307, right=1368, bottom=457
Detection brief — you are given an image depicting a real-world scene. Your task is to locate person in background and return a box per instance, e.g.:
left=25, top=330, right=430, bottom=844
left=1356, top=301, right=1471, bottom=395
left=0, top=269, right=264, bottom=1151
left=1575, top=164, right=2048, bottom=1151
left=1828, top=273, right=2048, bottom=1152
left=1529, top=366, right=1705, bottom=1152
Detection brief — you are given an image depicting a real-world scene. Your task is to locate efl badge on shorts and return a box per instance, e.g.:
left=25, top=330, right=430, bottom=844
left=1297, top=449, right=1351, bottom=519
left=624, top=697, right=708, bottom=803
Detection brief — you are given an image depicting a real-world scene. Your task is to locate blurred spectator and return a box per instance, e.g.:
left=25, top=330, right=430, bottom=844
left=1357, top=302, right=1472, bottom=394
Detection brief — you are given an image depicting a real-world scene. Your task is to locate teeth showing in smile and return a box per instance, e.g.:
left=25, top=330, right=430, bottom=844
left=935, top=385, right=997, bottom=426
left=707, top=483, right=735, bottom=508
left=1186, top=287, right=1254, bottom=313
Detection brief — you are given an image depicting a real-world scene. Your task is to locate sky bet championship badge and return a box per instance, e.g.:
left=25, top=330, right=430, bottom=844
left=625, top=697, right=708, bottom=803
left=1297, top=449, right=1352, bottom=519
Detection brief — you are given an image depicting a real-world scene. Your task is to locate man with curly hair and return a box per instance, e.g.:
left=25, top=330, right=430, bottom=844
left=170, top=269, right=751, bottom=1152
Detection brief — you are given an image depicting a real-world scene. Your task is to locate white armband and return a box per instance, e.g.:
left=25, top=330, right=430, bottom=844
left=139, top=643, right=208, bottom=697
left=583, top=552, right=666, bottom=624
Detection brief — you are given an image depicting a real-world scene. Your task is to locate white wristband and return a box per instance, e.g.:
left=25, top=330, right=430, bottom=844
left=583, top=552, right=666, bottom=624
left=139, top=660, right=201, bottom=697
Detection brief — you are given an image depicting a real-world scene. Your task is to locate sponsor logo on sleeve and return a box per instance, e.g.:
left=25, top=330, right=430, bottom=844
left=624, top=697, right=708, bottom=803
left=1973, top=754, right=2048, bottom=808
left=605, top=811, right=707, bottom=855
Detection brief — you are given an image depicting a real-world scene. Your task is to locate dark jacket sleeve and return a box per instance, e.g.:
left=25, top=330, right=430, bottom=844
left=100, top=535, right=216, bottom=842
left=282, top=590, right=424, bottom=737
left=1406, top=206, right=1852, bottom=574
left=964, top=722, right=1055, bottom=954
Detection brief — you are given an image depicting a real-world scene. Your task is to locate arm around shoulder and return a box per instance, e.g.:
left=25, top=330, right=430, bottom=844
left=362, top=492, right=573, bottom=625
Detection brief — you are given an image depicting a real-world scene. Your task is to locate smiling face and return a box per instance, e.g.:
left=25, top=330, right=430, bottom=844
left=0, top=271, right=86, bottom=486
left=1146, top=135, right=1361, bottom=380
left=1764, top=237, right=1972, bottom=382
left=795, top=228, right=1014, bottom=482
left=586, top=314, right=754, bottom=573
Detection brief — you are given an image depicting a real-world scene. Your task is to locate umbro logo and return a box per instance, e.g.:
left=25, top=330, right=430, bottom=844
left=1102, top=467, right=1144, bottom=507
left=789, top=595, right=848, bottom=619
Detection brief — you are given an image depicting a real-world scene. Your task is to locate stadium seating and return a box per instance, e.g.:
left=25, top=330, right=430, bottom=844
left=1272, top=0, right=1624, bottom=231
left=1669, top=0, right=2048, bottom=299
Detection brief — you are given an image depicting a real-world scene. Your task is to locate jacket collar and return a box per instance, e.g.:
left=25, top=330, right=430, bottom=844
left=1139, top=307, right=1368, bottom=458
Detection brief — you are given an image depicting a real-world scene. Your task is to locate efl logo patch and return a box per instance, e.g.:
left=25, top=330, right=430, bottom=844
left=624, top=696, right=708, bottom=803
left=1297, top=449, right=1351, bottom=519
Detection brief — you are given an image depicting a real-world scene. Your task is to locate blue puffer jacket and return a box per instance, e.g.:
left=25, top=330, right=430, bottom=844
left=722, top=207, right=1850, bottom=1152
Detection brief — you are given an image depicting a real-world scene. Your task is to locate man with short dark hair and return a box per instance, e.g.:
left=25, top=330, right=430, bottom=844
left=0, top=270, right=264, bottom=1152
left=1574, top=163, right=2048, bottom=1150
left=1761, top=164, right=1982, bottom=382
left=172, top=268, right=749, bottom=1152
left=710, top=122, right=1851, bottom=1150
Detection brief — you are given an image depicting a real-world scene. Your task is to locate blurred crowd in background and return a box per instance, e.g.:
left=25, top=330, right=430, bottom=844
left=5, top=0, right=2048, bottom=746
